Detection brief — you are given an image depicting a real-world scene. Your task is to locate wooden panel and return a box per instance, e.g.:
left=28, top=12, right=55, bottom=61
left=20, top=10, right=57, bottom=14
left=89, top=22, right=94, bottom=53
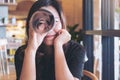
left=85, top=30, right=120, bottom=37
left=62, top=0, right=74, bottom=25
left=93, top=0, right=100, bottom=30
left=62, top=0, right=82, bottom=29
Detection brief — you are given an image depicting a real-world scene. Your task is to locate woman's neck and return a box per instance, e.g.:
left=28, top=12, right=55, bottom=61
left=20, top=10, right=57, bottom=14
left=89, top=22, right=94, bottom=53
left=43, top=44, right=54, bottom=55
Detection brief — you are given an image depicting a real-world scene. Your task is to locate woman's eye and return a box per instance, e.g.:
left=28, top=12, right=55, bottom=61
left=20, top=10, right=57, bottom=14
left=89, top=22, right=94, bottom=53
left=39, top=19, right=46, bottom=24
left=36, top=20, right=45, bottom=28
left=55, top=19, right=59, bottom=23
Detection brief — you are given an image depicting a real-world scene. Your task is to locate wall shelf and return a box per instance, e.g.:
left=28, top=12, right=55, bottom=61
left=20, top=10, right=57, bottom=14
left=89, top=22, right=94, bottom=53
left=0, top=24, right=17, bottom=27
left=0, top=3, right=17, bottom=6
left=0, top=0, right=16, bottom=6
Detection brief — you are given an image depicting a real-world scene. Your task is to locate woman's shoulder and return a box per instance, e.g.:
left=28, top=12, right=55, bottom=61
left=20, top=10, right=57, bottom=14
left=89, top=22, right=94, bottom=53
left=15, top=45, right=27, bottom=60
left=16, top=45, right=27, bottom=54
left=66, top=40, right=86, bottom=56
left=65, top=40, right=86, bottom=62
left=68, top=40, right=85, bottom=51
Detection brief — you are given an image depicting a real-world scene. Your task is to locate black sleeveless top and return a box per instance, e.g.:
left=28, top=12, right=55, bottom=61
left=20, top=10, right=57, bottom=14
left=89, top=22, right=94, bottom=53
left=15, top=40, right=85, bottom=80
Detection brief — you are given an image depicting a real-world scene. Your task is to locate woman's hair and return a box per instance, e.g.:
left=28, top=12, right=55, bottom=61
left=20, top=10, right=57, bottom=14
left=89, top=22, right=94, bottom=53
left=26, top=0, right=66, bottom=40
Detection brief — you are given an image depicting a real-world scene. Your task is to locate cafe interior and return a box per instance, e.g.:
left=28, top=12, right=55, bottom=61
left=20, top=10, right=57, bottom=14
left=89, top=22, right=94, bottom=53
left=0, top=0, right=120, bottom=80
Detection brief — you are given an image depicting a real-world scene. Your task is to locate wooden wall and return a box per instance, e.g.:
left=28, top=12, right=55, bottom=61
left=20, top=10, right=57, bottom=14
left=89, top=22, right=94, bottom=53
left=61, top=0, right=83, bottom=30
left=15, top=0, right=83, bottom=29
left=93, top=0, right=100, bottom=30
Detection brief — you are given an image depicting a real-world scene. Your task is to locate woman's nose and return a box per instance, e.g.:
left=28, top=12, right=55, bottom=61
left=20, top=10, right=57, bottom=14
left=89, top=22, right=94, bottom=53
left=47, top=27, right=56, bottom=34
left=53, top=24, right=62, bottom=32
left=47, top=23, right=62, bottom=33
left=53, top=27, right=60, bottom=32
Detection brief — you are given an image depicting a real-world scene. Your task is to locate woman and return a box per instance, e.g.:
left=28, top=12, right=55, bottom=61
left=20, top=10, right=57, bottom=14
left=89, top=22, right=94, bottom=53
left=15, top=0, right=85, bottom=80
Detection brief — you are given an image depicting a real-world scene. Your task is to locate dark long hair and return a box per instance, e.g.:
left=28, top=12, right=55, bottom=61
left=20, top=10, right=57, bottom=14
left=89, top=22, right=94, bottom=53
left=26, top=0, right=66, bottom=43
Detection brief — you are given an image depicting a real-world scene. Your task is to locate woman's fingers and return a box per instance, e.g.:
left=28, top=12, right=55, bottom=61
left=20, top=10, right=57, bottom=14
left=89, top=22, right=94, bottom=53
left=27, top=19, right=47, bottom=50
left=54, top=29, right=71, bottom=45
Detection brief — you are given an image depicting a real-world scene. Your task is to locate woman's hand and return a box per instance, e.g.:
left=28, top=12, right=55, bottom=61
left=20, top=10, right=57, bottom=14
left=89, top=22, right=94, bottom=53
left=54, top=29, right=71, bottom=46
left=27, top=20, right=48, bottom=51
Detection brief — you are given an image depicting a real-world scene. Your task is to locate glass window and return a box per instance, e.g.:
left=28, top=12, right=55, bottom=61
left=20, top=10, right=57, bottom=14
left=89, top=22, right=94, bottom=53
left=114, top=0, right=120, bottom=80
left=115, top=0, right=120, bottom=30
left=84, top=0, right=120, bottom=79
left=93, top=0, right=101, bottom=30
left=114, top=37, right=119, bottom=80
left=93, top=35, right=102, bottom=80
left=93, top=0, right=102, bottom=80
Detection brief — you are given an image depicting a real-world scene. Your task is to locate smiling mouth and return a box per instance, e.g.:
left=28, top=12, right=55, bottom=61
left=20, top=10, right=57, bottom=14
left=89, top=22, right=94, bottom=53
left=45, top=35, right=56, bottom=39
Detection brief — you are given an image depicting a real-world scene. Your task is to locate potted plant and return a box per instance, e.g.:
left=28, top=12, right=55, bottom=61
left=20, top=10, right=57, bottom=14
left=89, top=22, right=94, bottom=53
left=67, top=24, right=83, bottom=44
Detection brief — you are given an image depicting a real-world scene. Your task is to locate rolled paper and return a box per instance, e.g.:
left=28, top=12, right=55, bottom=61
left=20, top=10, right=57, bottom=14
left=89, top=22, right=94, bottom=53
left=31, top=9, right=54, bottom=33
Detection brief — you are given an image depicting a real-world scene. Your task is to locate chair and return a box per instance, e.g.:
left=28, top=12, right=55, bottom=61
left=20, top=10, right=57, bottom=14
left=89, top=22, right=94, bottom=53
left=82, top=70, right=98, bottom=80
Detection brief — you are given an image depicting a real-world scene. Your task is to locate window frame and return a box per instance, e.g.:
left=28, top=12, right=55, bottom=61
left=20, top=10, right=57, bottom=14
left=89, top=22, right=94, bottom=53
left=83, top=0, right=115, bottom=80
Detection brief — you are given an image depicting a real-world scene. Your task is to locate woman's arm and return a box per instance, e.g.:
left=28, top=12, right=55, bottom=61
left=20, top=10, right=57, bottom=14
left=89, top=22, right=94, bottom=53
left=20, top=20, right=47, bottom=80
left=20, top=48, right=36, bottom=80
left=54, top=43, right=79, bottom=80
left=54, top=29, right=79, bottom=80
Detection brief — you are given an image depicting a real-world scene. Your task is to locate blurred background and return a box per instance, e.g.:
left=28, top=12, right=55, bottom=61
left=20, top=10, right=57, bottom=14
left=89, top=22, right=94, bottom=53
left=0, top=0, right=120, bottom=80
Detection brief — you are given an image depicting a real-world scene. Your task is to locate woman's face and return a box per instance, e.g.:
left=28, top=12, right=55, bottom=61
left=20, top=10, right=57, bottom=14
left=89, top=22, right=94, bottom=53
left=40, top=6, right=62, bottom=46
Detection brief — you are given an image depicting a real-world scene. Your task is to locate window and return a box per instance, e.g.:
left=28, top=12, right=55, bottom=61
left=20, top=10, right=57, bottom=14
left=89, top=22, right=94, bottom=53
left=83, top=0, right=119, bottom=80
left=93, top=0, right=102, bottom=79
left=0, top=0, right=16, bottom=4
left=114, top=0, right=120, bottom=80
